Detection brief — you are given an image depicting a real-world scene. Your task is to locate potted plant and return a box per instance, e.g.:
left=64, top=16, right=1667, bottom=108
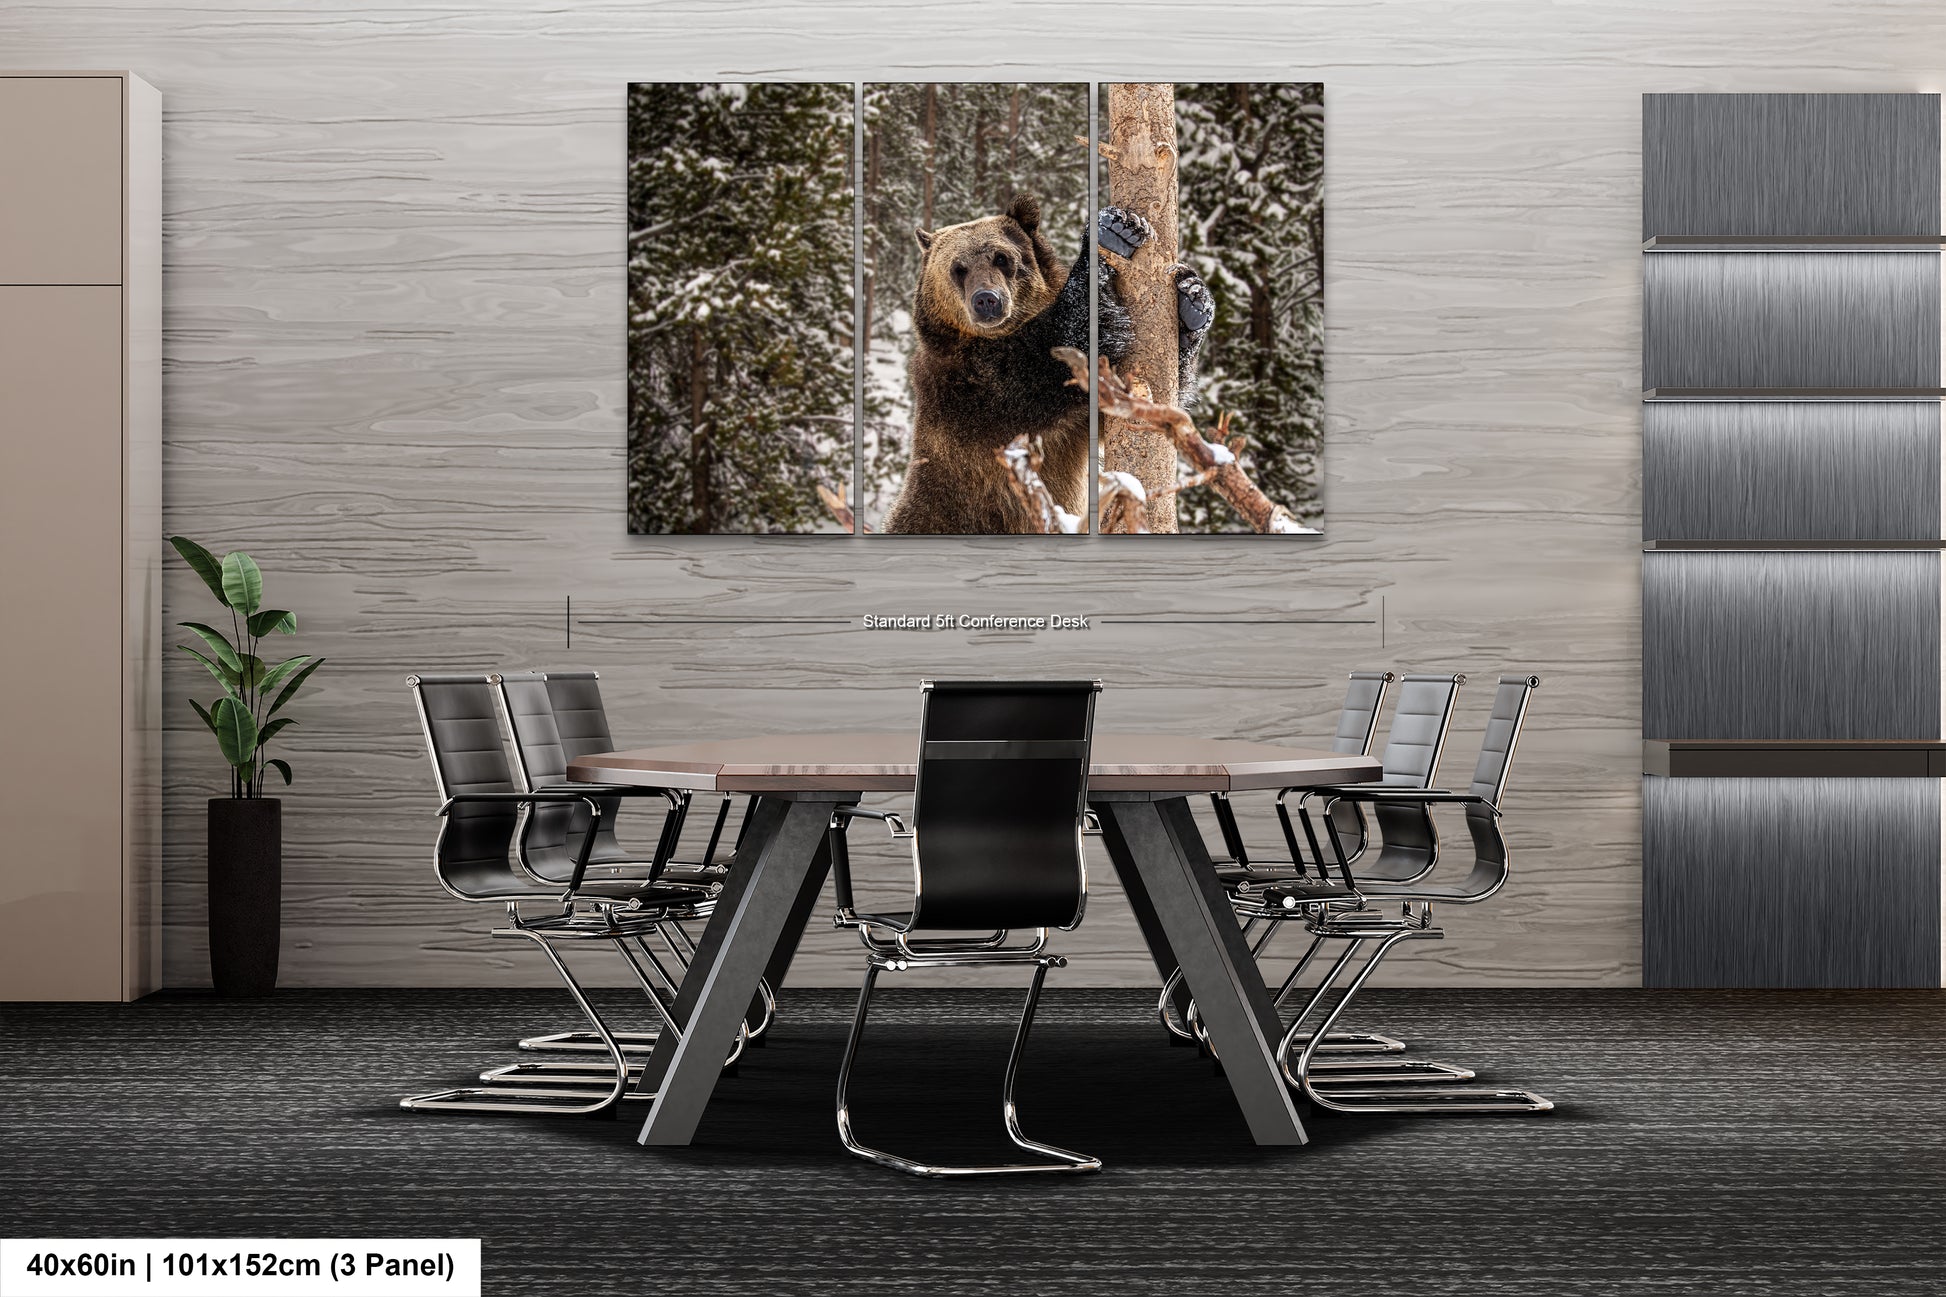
left=170, top=537, right=324, bottom=997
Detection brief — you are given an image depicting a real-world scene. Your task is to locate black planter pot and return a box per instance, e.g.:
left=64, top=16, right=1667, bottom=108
left=208, top=797, right=282, bottom=997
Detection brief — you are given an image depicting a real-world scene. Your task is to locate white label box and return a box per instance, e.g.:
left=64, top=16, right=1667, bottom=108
left=0, top=1240, right=481, bottom=1296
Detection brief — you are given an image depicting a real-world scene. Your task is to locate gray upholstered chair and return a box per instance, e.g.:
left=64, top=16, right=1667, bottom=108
left=400, top=672, right=713, bottom=1116
left=1275, top=674, right=1552, bottom=1115
left=1163, top=671, right=1453, bottom=1059
left=490, top=669, right=768, bottom=1062
left=1208, top=670, right=1394, bottom=880
left=826, top=680, right=1103, bottom=1177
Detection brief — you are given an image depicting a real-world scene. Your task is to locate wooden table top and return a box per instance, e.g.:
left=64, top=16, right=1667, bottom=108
left=567, top=732, right=1379, bottom=794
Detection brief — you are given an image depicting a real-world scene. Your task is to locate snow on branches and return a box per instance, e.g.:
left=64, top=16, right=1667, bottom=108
left=1054, top=347, right=1314, bottom=536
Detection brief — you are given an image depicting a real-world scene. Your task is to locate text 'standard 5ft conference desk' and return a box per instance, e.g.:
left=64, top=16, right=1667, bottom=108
left=568, top=733, right=1380, bottom=1148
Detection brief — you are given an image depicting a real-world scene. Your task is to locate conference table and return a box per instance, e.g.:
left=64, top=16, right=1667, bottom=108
left=567, top=732, right=1380, bottom=1148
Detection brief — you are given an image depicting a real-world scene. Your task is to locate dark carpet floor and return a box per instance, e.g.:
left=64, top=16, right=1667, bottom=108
left=2, top=986, right=1944, bottom=1295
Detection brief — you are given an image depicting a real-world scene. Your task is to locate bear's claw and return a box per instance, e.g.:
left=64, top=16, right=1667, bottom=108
left=1097, top=206, right=1153, bottom=259
left=1175, top=264, right=1215, bottom=335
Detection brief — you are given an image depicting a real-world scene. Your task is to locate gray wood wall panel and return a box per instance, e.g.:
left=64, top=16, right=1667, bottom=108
left=1643, top=93, right=1941, bottom=237
left=1643, top=551, right=1942, bottom=740
left=10, top=0, right=1946, bottom=989
left=1642, top=253, right=1941, bottom=390
left=1643, top=777, right=1941, bottom=987
left=1642, top=402, right=1941, bottom=540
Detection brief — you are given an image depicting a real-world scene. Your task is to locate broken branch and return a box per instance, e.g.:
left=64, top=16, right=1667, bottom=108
left=1055, top=346, right=1311, bottom=535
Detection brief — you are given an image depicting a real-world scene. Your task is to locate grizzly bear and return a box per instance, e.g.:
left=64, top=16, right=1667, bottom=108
left=882, top=194, right=1214, bottom=535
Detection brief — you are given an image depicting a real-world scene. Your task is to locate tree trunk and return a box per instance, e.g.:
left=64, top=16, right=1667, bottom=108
left=1007, top=88, right=1020, bottom=185
left=973, top=105, right=987, bottom=208
left=688, top=327, right=711, bottom=531
left=922, top=83, right=937, bottom=231
left=862, top=124, right=879, bottom=352
left=1101, top=83, right=1181, bottom=533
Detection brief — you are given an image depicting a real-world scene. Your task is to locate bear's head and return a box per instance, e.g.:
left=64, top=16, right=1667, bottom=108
left=915, top=193, right=1061, bottom=338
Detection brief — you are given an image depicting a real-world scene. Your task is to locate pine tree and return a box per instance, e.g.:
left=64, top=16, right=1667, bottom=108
left=1174, top=83, right=1325, bottom=532
left=627, top=83, right=855, bottom=534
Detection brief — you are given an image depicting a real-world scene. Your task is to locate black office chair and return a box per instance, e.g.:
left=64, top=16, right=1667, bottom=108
left=1193, top=671, right=1476, bottom=1085
left=400, top=673, right=713, bottom=1116
left=827, top=679, right=1102, bottom=1177
left=1247, top=671, right=1467, bottom=1002
left=1161, top=671, right=1398, bottom=1050
left=1276, top=674, right=1552, bottom=1114
left=1210, top=670, right=1395, bottom=882
left=491, top=670, right=766, bottom=1063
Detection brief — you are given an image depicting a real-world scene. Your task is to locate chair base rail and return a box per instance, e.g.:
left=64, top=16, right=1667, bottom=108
left=1305, top=1058, right=1475, bottom=1084
left=1291, top=1030, right=1408, bottom=1054
left=481, top=1060, right=645, bottom=1084
left=1279, top=923, right=1555, bottom=1117
left=1305, top=1086, right=1555, bottom=1114
left=518, top=1029, right=661, bottom=1054
left=398, top=1087, right=632, bottom=1116
left=837, top=957, right=1101, bottom=1177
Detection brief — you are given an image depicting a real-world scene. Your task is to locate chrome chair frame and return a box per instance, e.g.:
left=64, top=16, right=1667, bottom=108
left=1163, top=670, right=1403, bottom=1049
left=489, top=670, right=768, bottom=1060
left=1168, top=670, right=1459, bottom=1063
left=836, top=951, right=1097, bottom=1178
left=1274, top=675, right=1553, bottom=1115
left=1210, top=672, right=1467, bottom=1067
left=398, top=788, right=702, bottom=1115
left=826, top=679, right=1103, bottom=1177
left=398, top=673, right=724, bottom=1116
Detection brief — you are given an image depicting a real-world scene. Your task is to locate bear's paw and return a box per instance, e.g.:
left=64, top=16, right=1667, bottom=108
left=1097, top=206, right=1154, bottom=259
left=1174, top=264, right=1216, bottom=335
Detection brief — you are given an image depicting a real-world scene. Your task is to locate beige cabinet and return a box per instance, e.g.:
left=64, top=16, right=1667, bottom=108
left=0, top=72, right=161, bottom=1000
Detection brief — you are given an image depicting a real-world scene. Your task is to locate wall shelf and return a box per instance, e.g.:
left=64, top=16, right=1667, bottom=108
left=1644, top=388, right=1946, bottom=402
left=1643, top=539, right=1946, bottom=551
left=1646, top=739, right=1946, bottom=778
left=1644, top=235, right=1946, bottom=252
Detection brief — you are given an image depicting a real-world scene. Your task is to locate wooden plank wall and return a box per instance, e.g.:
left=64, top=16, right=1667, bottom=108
left=12, top=0, right=1943, bottom=988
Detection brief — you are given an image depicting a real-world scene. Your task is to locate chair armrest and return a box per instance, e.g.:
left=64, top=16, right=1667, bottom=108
left=529, top=781, right=687, bottom=811
left=438, top=789, right=683, bottom=896
left=438, top=790, right=608, bottom=814
left=832, top=806, right=912, bottom=838
left=1324, top=788, right=1501, bottom=816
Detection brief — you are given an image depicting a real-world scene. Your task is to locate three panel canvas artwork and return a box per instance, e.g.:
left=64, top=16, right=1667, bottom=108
left=627, top=82, right=1324, bottom=536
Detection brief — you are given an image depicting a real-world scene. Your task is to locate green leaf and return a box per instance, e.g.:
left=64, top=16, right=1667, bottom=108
left=178, top=644, right=240, bottom=691
left=178, top=622, right=242, bottom=673
left=266, top=656, right=323, bottom=716
left=220, top=552, right=263, bottom=615
left=249, top=609, right=296, bottom=636
left=257, top=654, right=312, bottom=695
left=189, top=698, right=219, bottom=735
left=255, top=716, right=295, bottom=749
left=235, top=654, right=265, bottom=689
left=266, top=759, right=293, bottom=786
left=210, top=696, right=258, bottom=768
left=170, top=536, right=229, bottom=606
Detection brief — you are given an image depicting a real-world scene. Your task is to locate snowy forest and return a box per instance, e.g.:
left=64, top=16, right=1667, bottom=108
left=626, top=82, right=855, bottom=534
left=625, top=82, right=1324, bottom=537
left=1162, top=82, right=1326, bottom=532
left=859, top=83, right=1091, bottom=531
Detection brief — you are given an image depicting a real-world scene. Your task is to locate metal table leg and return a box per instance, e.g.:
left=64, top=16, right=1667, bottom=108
left=635, top=793, right=850, bottom=1145
left=1093, top=794, right=1308, bottom=1147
